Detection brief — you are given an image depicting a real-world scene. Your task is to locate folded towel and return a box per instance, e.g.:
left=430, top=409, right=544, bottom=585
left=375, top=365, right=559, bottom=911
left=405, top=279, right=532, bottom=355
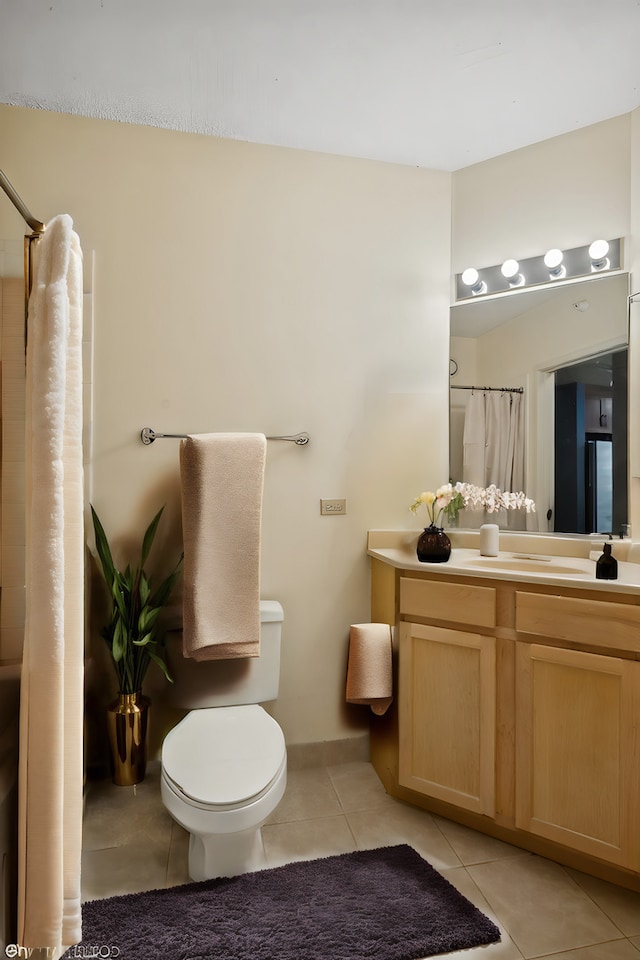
left=180, top=432, right=266, bottom=660
left=345, top=623, right=393, bottom=716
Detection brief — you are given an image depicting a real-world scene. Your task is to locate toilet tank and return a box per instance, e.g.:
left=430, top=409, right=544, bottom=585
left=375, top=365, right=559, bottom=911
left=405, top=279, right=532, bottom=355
left=166, top=600, right=283, bottom=710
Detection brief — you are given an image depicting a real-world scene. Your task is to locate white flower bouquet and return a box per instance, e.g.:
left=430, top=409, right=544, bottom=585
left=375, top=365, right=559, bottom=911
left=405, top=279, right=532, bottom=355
left=410, top=482, right=535, bottom=529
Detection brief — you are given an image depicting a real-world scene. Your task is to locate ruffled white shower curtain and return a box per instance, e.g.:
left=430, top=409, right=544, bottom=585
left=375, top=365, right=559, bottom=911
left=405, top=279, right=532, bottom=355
left=463, top=390, right=525, bottom=528
left=18, top=214, right=84, bottom=951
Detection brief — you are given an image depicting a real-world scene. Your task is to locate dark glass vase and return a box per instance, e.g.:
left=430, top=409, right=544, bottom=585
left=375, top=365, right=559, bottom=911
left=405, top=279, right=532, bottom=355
left=416, top=525, right=451, bottom=563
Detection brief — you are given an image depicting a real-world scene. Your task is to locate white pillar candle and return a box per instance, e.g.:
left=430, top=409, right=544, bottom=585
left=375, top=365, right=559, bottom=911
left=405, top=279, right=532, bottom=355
left=479, top=523, right=499, bottom=557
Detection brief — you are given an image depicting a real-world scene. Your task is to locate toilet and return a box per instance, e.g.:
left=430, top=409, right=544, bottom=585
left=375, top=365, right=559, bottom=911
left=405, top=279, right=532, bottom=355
left=160, top=600, right=287, bottom=881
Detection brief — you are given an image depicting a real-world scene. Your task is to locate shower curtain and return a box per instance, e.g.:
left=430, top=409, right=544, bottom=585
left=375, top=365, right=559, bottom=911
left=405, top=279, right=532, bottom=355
left=463, top=390, right=525, bottom=528
left=18, top=214, right=84, bottom=950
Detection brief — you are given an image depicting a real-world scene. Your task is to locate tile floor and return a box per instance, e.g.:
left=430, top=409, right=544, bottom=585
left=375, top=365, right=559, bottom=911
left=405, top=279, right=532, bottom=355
left=82, top=760, right=640, bottom=960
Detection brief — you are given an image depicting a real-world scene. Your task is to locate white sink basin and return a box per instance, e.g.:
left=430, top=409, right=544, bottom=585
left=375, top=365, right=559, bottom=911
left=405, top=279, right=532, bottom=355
left=464, top=556, right=591, bottom=576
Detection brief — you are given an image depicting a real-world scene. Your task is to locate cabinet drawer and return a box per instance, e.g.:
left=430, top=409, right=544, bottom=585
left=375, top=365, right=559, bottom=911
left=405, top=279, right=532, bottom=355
left=400, top=577, right=496, bottom=628
left=515, top=591, right=640, bottom=654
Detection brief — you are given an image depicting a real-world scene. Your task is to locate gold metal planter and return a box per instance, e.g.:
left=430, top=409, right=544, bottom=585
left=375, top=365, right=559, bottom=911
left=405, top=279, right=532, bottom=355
left=106, top=691, right=150, bottom=786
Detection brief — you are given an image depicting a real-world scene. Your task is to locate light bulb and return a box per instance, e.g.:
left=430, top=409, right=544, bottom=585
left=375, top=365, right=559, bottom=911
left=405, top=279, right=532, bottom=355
left=501, top=259, right=524, bottom=287
left=461, top=267, right=486, bottom=295
left=544, top=248, right=565, bottom=279
left=589, top=239, right=610, bottom=271
left=501, top=259, right=519, bottom=279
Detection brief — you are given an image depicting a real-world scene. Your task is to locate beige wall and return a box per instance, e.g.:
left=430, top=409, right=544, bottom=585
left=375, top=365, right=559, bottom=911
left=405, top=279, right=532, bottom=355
left=0, top=104, right=452, bottom=749
left=451, top=114, right=631, bottom=276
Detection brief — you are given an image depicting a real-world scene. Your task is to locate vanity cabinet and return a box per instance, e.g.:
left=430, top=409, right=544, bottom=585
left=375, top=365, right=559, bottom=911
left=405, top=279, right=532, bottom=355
left=398, top=622, right=496, bottom=815
left=515, top=642, right=640, bottom=870
left=369, top=557, right=640, bottom=890
left=398, top=577, right=497, bottom=816
left=514, top=590, right=640, bottom=871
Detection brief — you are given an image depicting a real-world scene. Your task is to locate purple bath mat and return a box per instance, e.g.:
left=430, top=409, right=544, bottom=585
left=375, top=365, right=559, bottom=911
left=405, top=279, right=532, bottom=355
left=65, top=844, right=500, bottom=959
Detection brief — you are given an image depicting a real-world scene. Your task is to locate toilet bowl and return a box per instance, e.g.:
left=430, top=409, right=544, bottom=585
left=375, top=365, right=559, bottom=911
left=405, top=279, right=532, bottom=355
left=161, top=704, right=286, bottom=880
left=160, top=601, right=287, bottom=880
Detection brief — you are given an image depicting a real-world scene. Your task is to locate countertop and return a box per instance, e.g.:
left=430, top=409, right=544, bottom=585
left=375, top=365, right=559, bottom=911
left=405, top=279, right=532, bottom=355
left=368, top=529, right=640, bottom=595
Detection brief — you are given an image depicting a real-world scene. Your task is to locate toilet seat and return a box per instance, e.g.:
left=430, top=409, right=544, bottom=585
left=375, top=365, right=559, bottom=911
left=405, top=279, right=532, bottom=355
left=162, top=704, right=286, bottom=809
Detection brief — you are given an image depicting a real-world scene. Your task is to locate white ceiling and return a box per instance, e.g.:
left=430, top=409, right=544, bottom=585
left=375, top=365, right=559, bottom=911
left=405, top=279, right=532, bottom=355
left=1, top=1, right=640, bottom=171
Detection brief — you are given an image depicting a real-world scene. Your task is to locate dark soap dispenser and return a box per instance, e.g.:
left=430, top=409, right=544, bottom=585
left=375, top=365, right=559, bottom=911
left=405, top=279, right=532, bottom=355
left=596, top=542, right=618, bottom=580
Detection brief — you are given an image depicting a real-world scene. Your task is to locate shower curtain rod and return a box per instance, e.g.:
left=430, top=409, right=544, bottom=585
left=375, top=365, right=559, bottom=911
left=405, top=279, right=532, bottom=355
left=0, top=167, right=45, bottom=234
left=141, top=427, right=310, bottom=445
left=451, top=385, right=523, bottom=394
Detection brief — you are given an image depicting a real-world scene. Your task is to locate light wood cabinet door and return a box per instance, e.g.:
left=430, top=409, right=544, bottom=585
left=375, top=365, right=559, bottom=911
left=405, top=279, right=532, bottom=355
left=398, top=622, right=496, bottom=815
left=515, top=643, right=640, bottom=869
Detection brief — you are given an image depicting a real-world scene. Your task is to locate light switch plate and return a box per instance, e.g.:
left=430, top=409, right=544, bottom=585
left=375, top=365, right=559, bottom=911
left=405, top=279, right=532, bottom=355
left=320, top=499, right=347, bottom=516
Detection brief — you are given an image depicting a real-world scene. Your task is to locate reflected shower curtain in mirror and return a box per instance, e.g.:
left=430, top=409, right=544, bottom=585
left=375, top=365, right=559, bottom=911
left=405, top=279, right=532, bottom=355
left=18, top=214, right=84, bottom=951
left=463, top=390, right=525, bottom=529
left=462, top=391, right=486, bottom=489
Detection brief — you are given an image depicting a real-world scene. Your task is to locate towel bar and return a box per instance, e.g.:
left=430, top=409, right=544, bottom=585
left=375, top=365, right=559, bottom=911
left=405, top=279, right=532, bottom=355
left=140, top=427, right=310, bottom=446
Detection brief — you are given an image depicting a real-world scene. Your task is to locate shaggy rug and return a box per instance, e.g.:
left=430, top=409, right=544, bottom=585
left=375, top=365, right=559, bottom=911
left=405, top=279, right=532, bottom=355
left=65, top=844, right=501, bottom=960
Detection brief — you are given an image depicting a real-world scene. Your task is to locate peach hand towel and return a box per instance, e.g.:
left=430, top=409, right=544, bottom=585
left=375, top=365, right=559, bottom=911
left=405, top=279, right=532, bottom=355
left=180, top=432, right=266, bottom=660
left=346, top=623, right=393, bottom=716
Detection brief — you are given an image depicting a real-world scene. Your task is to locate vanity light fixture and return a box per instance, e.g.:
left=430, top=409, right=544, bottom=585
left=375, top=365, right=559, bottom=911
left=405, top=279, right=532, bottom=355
left=461, top=267, right=487, bottom=296
left=589, top=239, right=610, bottom=271
left=543, top=248, right=566, bottom=279
left=501, top=258, right=525, bottom=287
left=454, top=238, right=621, bottom=302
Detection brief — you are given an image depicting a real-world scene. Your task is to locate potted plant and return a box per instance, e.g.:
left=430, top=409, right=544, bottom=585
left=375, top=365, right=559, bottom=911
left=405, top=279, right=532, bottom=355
left=91, top=504, right=183, bottom=785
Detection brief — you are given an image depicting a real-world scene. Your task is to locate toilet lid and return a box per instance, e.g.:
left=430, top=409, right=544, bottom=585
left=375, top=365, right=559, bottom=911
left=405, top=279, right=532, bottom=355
left=162, top=704, right=286, bottom=806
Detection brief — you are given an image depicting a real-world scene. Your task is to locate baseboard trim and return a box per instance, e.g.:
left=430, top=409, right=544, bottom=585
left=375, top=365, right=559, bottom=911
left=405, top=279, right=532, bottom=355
left=286, top=734, right=369, bottom=770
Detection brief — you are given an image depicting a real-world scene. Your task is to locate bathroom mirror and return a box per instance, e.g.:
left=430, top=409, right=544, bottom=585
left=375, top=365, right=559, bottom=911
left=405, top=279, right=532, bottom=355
left=449, top=272, right=629, bottom=535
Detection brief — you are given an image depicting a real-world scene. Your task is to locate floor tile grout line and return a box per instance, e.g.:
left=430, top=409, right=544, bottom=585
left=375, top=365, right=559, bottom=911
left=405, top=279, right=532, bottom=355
left=163, top=831, right=172, bottom=887
left=444, top=863, right=525, bottom=957
left=424, top=811, right=465, bottom=869
left=341, top=810, right=360, bottom=850
left=324, top=764, right=348, bottom=813
left=463, top=857, right=540, bottom=955
left=465, top=853, right=636, bottom=959
left=527, top=936, right=638, bottom=959
left=557, top=862, right=630, bottom=938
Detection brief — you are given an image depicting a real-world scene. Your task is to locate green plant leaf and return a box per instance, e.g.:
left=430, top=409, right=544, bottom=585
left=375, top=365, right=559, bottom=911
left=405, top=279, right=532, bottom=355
left=133, top=632, right=153, bottom=647
left=150, top=554, right=184, bottom=609
left=139, top=572, right=151, bottom=606
left=90, top=505, right=117, bottom=591
left=112, top=619, right=125, bottom=662
left=122, top=564, right=133, bottom=590
left=147, top=645, right=174, bottom=683
left=140, top=506, right=164, bottom=569
left=111, top=579, right=128, bottom=621
left=138, top=605, right=161, bottom=635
